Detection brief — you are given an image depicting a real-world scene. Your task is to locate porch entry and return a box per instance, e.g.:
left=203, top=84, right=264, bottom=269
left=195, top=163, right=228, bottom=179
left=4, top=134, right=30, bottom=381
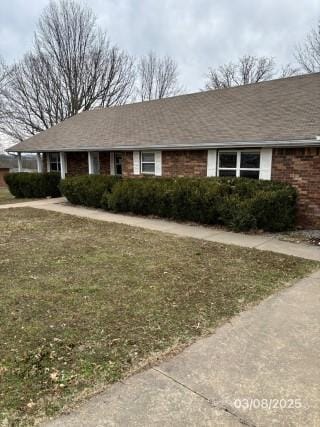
left=115, top=152, right=123, bottom=176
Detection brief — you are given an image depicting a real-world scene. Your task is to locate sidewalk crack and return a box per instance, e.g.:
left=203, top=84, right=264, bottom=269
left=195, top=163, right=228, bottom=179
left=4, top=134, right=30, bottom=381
left=152, top=367, right=256, bottom=427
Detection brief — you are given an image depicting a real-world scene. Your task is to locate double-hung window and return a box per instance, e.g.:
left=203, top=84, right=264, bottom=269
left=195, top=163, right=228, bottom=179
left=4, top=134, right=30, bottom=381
left=141, top=152, right=155, bottom=174
left=48, top=153, right=61, bottom=172
left=218, top=150, right=260, bottom=179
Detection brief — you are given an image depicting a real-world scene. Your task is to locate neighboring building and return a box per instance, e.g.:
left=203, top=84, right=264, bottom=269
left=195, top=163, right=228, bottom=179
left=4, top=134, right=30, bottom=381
left=7, top=73, right=320, bottom=228
left=0, top=166, right=9, bottom=187
left=0, top=155, right=16, bottom=187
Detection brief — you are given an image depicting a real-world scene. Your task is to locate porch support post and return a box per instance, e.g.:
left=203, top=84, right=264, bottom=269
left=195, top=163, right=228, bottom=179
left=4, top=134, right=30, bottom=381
left=36, top=153, right=43, bottom=173
left=17, top=153, right=22, bottom=172
left=59, top=152, right=66, bottom=179
left=88, top=151, right=94, bottom=175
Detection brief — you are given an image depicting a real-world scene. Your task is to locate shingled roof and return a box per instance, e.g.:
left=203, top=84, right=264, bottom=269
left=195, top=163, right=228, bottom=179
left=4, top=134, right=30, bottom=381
left=8, top=72, right=320, bottom=153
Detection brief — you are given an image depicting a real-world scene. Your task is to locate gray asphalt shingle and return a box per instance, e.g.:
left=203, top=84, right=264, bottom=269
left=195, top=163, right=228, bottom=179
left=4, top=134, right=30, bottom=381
left=9, top=73, right=320, bottom=152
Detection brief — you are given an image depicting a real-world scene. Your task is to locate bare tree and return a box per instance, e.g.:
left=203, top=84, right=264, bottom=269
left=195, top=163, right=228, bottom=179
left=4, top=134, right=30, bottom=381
left=205, top=55, right=276, bottom=90
left=137, top=51, right=181, bottom=101
left=279, top=63, right=299, bottom=78
left=0, top=53, right=68, bottom=139
left=0, top=57, right=8, bottom=117
left=0, top=0, right=135, bottom=140
left=295, top=22, right=320, bottom=73
left=0, top=57, right=7, bottom=88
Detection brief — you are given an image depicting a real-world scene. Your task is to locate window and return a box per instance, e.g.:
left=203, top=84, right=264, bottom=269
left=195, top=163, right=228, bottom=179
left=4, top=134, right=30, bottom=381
left=48, top=153, right=61, bottom=172
left=141, top=152, right=155, bottom=174
left=218, top=150, right=260, bottom=179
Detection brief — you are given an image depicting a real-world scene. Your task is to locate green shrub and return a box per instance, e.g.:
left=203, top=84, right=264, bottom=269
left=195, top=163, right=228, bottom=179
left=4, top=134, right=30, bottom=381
left=60, top=175, right=119, bottom=208
left=104, top=177, right=297, bottom=232
left=5, top=172, right=61, bottom=198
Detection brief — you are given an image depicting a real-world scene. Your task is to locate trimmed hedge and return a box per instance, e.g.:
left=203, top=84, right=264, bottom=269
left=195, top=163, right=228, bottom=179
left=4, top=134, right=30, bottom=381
left=102, top=177, right=297, bottom=232
left=5, top=172, right=61, bottom=198
left=60, top=175, right=119, bottom=208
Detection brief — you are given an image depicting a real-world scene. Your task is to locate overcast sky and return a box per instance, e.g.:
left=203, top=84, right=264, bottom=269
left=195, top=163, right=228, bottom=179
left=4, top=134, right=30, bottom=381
left=0, top=0, right=319, bottom=94
left=0, top=0, right=318, bottom=150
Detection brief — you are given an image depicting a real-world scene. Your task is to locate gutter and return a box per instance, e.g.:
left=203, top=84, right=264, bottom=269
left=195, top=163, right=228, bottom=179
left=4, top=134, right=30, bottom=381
left=6, top=139, right=320, bottom=153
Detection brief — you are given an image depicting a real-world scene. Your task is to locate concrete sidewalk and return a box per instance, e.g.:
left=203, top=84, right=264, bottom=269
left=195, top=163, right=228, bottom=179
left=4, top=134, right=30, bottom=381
left=43, top=269, right=320, bottom=427
left=1, top=197, right=319, bottom=261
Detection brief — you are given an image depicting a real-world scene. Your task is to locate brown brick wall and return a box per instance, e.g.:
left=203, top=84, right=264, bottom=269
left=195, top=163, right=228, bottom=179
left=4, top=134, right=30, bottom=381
left=66, top=152, right=88, bottom=176
left=122, top=152, right=134, bottom=177
left=272, top=148, right=320, bottom=228
left=42, top=153, right=48, bottom=172
left=99, top=152, right=110, bottom=175
left=65, top=152, right=111, bottom=176
left=162, top=150, right=207, bottom=177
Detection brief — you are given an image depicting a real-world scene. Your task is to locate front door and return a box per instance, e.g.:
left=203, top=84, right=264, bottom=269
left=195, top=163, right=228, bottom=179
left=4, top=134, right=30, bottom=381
left=115, top=152, right=123, bottom=176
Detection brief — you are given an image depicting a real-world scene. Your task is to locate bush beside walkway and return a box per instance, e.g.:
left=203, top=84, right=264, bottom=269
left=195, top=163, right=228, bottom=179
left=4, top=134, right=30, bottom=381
left=60, top=176, right=297, bottom=232
left=5, top=172, right=61, bottom=198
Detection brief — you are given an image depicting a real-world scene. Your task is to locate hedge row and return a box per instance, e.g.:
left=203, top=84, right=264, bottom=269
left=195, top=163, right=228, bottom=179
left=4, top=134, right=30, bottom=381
left=59, top=175, right=119, bottom=208
left=103, top=178, right=297, bottom=231
left=60, top=176, right=297, bottom=232
left=5, top=172, right=61, bottom=198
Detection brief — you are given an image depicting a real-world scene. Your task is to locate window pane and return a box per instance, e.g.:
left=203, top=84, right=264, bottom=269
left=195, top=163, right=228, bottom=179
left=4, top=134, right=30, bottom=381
left=219, top=169, right=236, bottom=177
left=142, top=163, right=155, bottom=173
left=142, top=152, right=155, bottom=162
left=240, top=152, right=260, bottom=168
left=219, top=152, right=237, bottom=168
left=240, top=170, right=259, bottom=179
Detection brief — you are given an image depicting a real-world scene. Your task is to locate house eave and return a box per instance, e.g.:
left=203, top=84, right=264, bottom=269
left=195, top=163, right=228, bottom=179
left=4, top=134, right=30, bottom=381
left=6, top=139, right=320, bottom=153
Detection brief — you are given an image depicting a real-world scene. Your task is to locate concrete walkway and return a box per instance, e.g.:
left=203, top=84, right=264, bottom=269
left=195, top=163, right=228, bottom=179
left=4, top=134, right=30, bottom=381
left=1, top=197, right=320, bottom=261
left=43, top=269, right=320, bottom=427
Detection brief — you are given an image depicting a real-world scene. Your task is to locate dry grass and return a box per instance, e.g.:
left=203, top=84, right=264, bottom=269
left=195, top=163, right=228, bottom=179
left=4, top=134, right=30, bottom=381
left=0, top=188, right=39, bottom=205
left=0, top=207, right=318, bottom=425
left=0, top=188, right=15, bottom=204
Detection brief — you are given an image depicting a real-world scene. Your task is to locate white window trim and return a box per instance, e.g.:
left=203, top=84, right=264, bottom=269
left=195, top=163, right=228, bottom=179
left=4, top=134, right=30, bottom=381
left=141, top=151, right=156, bottom=175
left=207, top=150, right=217, bottom=177
left=218, top=149, right=261, bottom=178
left=36, top=153, right=43, bottom=173
left=88, top=152, right=100, bottom=175
left=60, top=152, right=67, bottom=179
left=133, top=151, right=140, bottom=175
left=154, top=151, right=162, bottom=176
left=17, top=153, right=22, bottom=172
left=259, top=148, right=272, bottom=180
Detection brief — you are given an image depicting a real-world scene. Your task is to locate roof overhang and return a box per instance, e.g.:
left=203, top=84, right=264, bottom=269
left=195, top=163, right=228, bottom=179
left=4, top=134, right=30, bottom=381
left=6, top=139, right=320, bottom=153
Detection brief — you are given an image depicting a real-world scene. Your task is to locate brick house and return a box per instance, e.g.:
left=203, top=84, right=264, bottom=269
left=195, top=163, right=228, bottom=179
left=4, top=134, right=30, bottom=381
left=7, top=73, right=320, bottom=228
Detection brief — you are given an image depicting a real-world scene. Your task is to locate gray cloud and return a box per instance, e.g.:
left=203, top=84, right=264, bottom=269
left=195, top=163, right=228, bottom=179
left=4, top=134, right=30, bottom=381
left=0, top=0, right=319, bottom=92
